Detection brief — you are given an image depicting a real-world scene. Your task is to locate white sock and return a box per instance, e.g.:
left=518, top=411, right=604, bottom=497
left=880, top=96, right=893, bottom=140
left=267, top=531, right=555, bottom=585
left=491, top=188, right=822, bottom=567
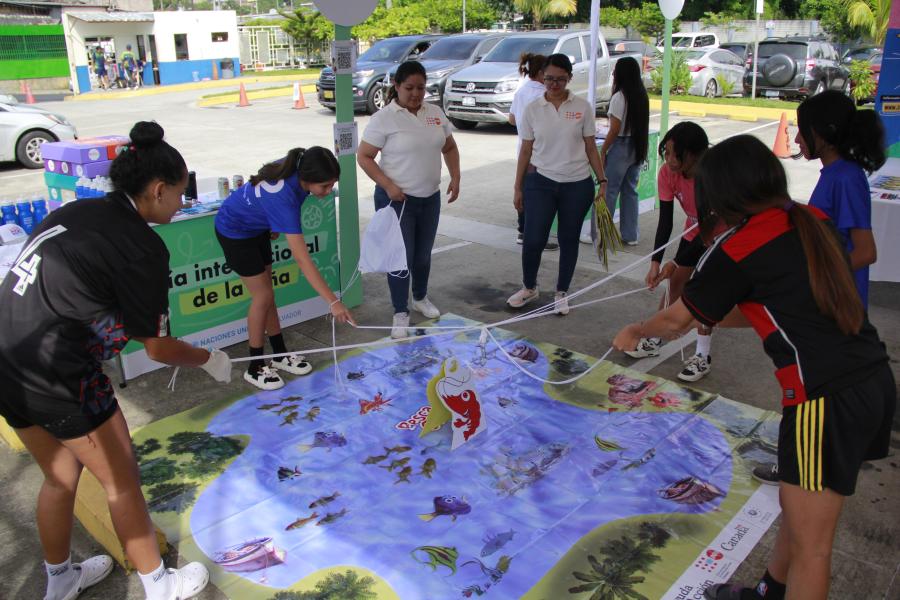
left=45, top=556, right=77, bottom=600
left=139, top=561, right=174, bottom=600
left=695, top=333, right=712, bottom=358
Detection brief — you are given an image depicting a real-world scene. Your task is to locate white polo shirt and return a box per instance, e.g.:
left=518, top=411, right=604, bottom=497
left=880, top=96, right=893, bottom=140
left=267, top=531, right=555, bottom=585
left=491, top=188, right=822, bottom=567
left=509, top=78, right=546, bottom=154
left=361, top=100, right=453, bottom=198
left=519, top=91, right=596, bottom=183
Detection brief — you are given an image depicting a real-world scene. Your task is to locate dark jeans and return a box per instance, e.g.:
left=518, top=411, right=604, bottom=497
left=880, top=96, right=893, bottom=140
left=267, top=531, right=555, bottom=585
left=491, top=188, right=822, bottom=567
left=374, top=186, right=441, bottom=314
left=522, top=172, right=594, bottom=291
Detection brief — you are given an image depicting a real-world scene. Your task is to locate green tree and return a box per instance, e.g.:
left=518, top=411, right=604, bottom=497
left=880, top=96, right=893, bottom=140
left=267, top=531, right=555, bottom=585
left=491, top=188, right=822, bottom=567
left=139, top=457, right=178, bottom=486
left=846, top=0, right=891, bottom=45
left=146, top=482, right=198, bottom=514
left=568, top=554, right=648, bottom=600
left=353, top=3, right=431, bottom=42
left=800, top=0, right=858, bottom=42
left=631, top=4, right=672, bottom=43
left=280, top=8, right=334, bottom=62
left=134, top=438, right=161, bottom=461
left=418, top=0, right=497, bottom=33
left=267, top=570, right=377, bottom=600
left=848, top=59, right=877, bottom=102
left=514, top=0, right=577, bottom=29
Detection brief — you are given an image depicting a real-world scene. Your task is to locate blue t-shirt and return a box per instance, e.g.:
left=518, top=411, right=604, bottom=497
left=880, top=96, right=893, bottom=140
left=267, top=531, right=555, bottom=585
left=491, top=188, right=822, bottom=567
left=215, top=174, right=307, bottom=239
left=809, top=158, right=872, bottom=306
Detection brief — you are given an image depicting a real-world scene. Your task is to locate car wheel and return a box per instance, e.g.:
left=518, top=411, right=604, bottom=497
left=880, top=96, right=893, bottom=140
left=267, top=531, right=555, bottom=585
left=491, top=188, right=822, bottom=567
left=812, top=80, right=826, bottom=96
left=449, top=117, right=477, bottom=130
left=704, top=79, right=717, bottom=98
left=366, top=81, right=386, bottom=114
left=16, top=130, right=55, bottom=169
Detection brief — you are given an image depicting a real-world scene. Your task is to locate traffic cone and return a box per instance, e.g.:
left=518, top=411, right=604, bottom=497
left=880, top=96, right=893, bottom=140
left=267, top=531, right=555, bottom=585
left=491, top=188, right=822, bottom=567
left=24, top=83, right=36, bottom=105
left=19, top=80, right=26, bottom=94
left=773, top=112, right=791, bottom=158
left=212, top=60, right=219, bottom=81
left=237, top=83, right=250, bottom=107
left=292, top=82, right=307, bottom=110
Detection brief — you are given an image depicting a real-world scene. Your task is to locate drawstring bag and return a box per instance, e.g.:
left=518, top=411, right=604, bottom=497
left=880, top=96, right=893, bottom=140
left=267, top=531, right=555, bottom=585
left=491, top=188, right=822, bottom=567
left=359, top=202, right=408, bottom=277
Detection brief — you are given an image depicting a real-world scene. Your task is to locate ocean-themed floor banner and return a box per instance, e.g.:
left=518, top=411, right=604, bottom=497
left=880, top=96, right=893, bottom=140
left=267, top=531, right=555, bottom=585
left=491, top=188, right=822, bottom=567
left=135, top=315, right=781, bottom=600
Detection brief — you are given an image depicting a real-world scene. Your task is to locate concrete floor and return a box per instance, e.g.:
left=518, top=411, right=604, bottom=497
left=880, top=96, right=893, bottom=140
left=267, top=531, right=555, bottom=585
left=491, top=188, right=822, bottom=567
left=0, top=90, right=897, bottom=599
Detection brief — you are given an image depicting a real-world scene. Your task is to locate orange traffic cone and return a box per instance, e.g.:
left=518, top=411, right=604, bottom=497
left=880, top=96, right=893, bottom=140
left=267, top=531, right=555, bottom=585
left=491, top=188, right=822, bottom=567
left=24, top=83, right=36, bottom=105
left=292, top=82, right=307, bottom=110
left=19, top=80, right=27, bottom=94
left=212, top=60, right=219, bottom=81
left=773, top=112, right=791, bottom=158
left=237, top=83, right=250, bottom=107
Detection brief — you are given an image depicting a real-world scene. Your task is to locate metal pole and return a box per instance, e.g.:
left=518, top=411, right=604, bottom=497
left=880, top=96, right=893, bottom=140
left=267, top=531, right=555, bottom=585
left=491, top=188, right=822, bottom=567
left=462, top=0, right=466, bottom=32
left=751, top=12, right=760, bottom=98
left=659, top=17, right=674, bottom=141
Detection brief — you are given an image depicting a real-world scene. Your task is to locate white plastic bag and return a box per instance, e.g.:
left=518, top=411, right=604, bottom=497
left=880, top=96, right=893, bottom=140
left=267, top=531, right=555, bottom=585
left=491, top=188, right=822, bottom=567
left=359, top=202, right=408, bottom=276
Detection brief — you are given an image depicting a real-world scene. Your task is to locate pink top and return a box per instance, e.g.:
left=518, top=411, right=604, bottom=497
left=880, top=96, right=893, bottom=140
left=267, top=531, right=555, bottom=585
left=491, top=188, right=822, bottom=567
left=657, top=164, right=727, bottom=241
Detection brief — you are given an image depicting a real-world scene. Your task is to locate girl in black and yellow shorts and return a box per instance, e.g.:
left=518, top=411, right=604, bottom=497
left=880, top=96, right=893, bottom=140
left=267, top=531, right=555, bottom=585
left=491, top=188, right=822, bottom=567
left=614, top=135, right=894, bottom=600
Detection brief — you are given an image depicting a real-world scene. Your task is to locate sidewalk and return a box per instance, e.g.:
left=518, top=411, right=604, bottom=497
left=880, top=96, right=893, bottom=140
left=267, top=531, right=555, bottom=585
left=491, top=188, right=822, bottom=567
left=65, top=75, right=316, bottom=103
left=650, top=98, right=797, bottom=123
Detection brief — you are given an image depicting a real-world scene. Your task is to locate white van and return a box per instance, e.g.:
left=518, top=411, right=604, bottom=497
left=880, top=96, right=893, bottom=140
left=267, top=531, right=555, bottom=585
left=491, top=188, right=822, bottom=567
left=659, top=32, right=720, bottom=52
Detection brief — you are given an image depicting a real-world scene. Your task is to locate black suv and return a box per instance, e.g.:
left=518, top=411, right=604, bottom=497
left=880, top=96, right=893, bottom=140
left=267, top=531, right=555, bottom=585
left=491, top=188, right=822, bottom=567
left=316, top=34, right=442, bottom=114
left=743, top=37, right=849, bottom=99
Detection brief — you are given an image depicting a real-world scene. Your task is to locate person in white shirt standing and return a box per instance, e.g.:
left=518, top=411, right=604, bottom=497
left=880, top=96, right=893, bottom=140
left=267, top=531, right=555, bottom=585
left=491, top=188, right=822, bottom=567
left=508, top=52, right=558, bottom=251
left=358, top=60, right=461, bottom=338
left=508, top=53, right=607, bottom=315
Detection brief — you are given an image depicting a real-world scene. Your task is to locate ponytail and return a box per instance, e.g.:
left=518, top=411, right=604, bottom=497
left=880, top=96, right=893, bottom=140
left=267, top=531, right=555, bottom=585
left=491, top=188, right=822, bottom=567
left=518, top=52, right=547, bottom=79
left=841, top=109, right=885, bottom=173
left=386, top=60, right=426, bottom=105
left=249, top=146, right=339, bottom=186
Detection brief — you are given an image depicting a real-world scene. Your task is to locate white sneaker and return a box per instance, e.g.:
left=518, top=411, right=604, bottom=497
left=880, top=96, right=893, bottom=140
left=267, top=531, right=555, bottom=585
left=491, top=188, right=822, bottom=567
left=579, top=232, right=592, bottom=244
left=49, top=555, right=114, bottom=600
left=244, top=365, right=284, bottom=390
left=411, top=297, right=441, bottom=319
left=516, top=232, right=524, bottom=244
left=162, top=562, right=209, bottom=600
left=507, top=287, right=539, bottom=309
left=624, top=337, right=662, bottom=358
left=271, top=353, right=313, bottom=376
left=678, top=354, right=712, bottom=382
left=391, top=312, right=411, bottom=339
left=554, top=291, right=569, bottom=316
left=625, top=239, right=639, bottom=246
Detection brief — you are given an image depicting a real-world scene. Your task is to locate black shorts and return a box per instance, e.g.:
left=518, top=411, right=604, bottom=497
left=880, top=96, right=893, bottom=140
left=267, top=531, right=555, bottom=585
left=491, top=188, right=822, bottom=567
left=215, top=229, right=273, bottom=277
left=0, top=389, right=119, bottom=440
left=778, top=363, right=895, bottom=496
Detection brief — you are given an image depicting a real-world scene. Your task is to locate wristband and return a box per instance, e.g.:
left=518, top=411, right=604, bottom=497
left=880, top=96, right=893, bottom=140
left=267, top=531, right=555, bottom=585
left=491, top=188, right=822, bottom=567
left=597, top=177, right=608, bottom=183
left=329, top=298, right=341, bottom=307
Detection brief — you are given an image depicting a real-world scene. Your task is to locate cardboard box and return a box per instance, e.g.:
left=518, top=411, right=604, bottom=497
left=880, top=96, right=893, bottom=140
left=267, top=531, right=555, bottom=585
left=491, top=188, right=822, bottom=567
left=46, top=186, right=75, bottom=207
left=41, top=136, right=129, bottom=165
left=73, top=160, right=113, bottom=179
left=44, top=171, right=78, bottom=191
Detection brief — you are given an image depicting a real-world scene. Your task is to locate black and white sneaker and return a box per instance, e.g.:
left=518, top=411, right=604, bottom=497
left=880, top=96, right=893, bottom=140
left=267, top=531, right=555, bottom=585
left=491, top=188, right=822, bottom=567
left=624, top=337, right=662, bottom=358
left=271, top=353, right=313, bottom=376
left=244, top=365, right=284, bottom=390
left=678, top=354, right=712, bottom=382
left=752, top=462, right=779, bottom=486
left=516, top=232, right=524, bottom=245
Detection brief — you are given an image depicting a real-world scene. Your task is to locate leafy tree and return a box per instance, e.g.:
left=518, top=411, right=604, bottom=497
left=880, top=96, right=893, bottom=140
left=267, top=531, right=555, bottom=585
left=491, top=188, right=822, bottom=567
left=650, top=46, right=691, bottom=94
left=353, top=4, right=431, bottom=42
left=146, top=482, right=198, bottom=513
left=846, top=0, right=891, bottom=45
left=800, top=0, right=858, bottom=43
left=514, top=0, right=577, bottom=29
left=631, top=4, right=672, bottom=43
left=139, top=457, right=178, bottom=486
left=569, top=554, right=648, bottom=599
left=280, top=8, right=334, bottom=61
left=487, top=0, right=517, bottom=20
left=267, top=570, right=377, bottom=600
left=167, top=431, right=242, bottom=464
left=637, top=522, right=671, bottom=549
left=420, top=0, right=497, bottom=33
left=848, top=59, right=877, bottom=102
left=134, top=438, right=161, bottom=461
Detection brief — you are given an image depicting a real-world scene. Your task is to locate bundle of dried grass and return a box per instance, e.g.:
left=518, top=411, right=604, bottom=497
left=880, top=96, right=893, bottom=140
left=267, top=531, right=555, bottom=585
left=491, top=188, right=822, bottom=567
left=592, top=193, right=623, bottom=270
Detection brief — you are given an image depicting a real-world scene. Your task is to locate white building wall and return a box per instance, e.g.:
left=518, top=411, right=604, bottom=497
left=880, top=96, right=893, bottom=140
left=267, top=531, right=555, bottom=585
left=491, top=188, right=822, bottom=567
left=151, top=11, right=239, bottom=62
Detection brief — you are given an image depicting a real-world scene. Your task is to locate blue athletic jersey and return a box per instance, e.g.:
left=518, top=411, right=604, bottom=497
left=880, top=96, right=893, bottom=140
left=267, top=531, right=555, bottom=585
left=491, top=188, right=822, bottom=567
left=215, top=174, right=307, bottom=239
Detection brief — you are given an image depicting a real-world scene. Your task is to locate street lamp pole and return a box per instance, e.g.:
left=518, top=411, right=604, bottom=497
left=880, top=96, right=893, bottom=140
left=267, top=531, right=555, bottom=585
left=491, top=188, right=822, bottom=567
left=657, top=0, right=684, bottom=141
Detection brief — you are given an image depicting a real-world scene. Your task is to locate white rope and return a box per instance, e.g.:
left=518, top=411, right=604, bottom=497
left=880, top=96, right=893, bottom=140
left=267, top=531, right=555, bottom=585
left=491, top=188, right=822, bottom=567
left=166, top=366, right=180, bottom=392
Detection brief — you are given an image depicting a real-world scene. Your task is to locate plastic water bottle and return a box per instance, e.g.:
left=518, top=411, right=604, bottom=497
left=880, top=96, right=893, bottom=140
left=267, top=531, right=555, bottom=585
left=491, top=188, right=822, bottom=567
left=32, top=198, right=48, bottom=225
left=1, top=202, right=17, bottom=225
left=75, top=176, right=88, bottom=200
left=16, top=200, right=34, bottom=234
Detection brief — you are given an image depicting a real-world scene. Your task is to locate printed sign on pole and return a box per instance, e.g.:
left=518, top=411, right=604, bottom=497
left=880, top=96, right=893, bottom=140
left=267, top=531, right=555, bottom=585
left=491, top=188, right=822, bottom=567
left=333, top=122, right=358, bottom=157
left=331, top=40, right=357, bottom=75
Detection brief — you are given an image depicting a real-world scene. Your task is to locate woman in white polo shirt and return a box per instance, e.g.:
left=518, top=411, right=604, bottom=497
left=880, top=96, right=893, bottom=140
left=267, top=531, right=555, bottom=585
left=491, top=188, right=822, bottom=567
left=508, top=53, right=607, bottom=315
left=358, top=60, right=461, bottom=338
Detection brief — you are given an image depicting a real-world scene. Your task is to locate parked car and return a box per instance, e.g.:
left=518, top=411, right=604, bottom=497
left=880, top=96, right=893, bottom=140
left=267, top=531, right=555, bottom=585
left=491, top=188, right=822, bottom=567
left=0, top=100, right=77, bottom=169
left=607, top=38, right=656, bottom=87
left=743, top=37, right=849, bottom=99
left=381, top=32, right=509, bottom=108
left=659, top=32, right=719, bottom=52
left=315, top=34, right=442, bottom=114
left=719, top=42, right=754, bottom=68
left=683, top=48, right=746, bottom=98
left=842, top=45, right=882, bottom=64
left=444, top=29, right=639, bottom=130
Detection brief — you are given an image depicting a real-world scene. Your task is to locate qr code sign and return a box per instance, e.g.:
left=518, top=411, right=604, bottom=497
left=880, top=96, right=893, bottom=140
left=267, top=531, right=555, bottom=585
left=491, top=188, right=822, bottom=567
left=335, top=48, right=353, bottom=71
left=333, top=122, right=358, bottom=157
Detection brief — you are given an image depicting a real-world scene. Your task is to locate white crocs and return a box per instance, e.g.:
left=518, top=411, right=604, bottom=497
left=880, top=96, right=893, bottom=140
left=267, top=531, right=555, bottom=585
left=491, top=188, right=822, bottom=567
left=163, top=562, right=209, bottom=600
left=50, top=555, right=114, bottom=600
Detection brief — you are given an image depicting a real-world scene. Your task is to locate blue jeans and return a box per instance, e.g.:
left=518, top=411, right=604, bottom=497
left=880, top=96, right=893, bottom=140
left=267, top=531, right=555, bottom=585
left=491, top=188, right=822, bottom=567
left=374, top=186, right=441, bottom=314
left=604, top=137, right=641, bottom=243
left=522, top=172, right=594, bottom=291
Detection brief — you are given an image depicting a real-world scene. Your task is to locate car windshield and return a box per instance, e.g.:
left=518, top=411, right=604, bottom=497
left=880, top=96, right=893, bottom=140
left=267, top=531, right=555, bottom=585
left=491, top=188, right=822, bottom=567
left=485, top=37, right=557, bottom=62
left=722, top=44, right=745, bottom=54
left=359, top=39, right=415, bottom=63
left=672, top=36, right=695, bottom=48
left=685, top=51, right=707, bottom=61
left=758, top=42, right=806, bottom=60
left=420, top=37, right=480, bottom=60
left=844, top=48, right=876, bottom=62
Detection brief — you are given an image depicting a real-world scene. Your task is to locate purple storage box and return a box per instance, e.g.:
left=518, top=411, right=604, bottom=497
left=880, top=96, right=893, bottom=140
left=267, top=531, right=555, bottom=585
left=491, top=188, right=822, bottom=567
left=41, top=136, right=129, bottom=165
left=73, top=160, right=113, bottom=178
left=44, top=157, right=75, bottom=175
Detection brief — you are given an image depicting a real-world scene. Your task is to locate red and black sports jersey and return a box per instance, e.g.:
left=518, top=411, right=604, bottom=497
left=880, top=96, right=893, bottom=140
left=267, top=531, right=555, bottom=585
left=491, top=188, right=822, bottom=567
left=0, top=192, right=169, bottom=413
left=682, top=206, right=888, bottom=407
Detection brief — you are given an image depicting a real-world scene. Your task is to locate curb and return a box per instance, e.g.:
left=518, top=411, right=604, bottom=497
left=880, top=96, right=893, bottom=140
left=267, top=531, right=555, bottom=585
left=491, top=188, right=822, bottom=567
left=196, top=83, right=317, bottom=107
left=649, top=99, right=797, bottom=124
left=65, top=75, right=317, bottom=102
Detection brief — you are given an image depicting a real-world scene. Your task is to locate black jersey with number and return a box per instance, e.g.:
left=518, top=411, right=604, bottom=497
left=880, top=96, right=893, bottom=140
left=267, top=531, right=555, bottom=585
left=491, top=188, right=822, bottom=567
left=0, top=192, right=170, bottom=413
left=681, top=206, right=888, bottom=407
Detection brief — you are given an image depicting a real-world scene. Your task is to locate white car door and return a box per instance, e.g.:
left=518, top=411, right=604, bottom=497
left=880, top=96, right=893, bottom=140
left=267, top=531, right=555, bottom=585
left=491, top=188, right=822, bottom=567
left=558, top=36, right=587, bottom=99
left=0, top=106, right=21, bottom=162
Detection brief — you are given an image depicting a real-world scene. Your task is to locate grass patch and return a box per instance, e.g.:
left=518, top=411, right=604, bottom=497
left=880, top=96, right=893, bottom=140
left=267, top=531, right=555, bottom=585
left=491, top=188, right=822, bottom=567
left=649, top=93, right=800, bottom=110
left=201, top=84, right=291, bottom=99
left=242, top=68, right=319, bottom=77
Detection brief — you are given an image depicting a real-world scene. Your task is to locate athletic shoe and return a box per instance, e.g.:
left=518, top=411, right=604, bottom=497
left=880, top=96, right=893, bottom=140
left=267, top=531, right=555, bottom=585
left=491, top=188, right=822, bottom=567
left=579, top=232, right=592, bottom=244
left=752, top=462, right=779, bottom=486
left=625, top=239, right=639, bottom=246
left=411, top=297, right=441, bottom=319
left=507, top=287, right=539, bottom=309
left=516, top=232, right=524, bottom=244
left=678, top=354, right=712, bottom=382
left=244, top=366, right=284, bottom=390
left=50, top=555, right=114, bottom=600
left=624, top=337, right=661, bottom=358
left=391, top=312, right=411, bottom=339
left=554, top=291, right=570, bottom=316
left=544, top=241, right=559, bottom=251
left=271, top=353, right=312, bottom=376
left=164, top=562, right=209, bottom=600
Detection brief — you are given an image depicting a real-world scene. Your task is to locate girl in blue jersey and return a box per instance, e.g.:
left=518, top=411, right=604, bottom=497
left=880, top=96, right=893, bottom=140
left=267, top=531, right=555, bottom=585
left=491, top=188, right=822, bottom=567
left=215, top=147, right=355, bottom=390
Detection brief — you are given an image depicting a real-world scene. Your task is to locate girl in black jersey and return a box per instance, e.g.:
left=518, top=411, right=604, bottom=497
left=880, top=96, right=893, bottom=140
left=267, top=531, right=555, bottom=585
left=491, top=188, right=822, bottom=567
left=0, top=123, right=228, bottom=600
left=614, top=135, right=894, bottom=600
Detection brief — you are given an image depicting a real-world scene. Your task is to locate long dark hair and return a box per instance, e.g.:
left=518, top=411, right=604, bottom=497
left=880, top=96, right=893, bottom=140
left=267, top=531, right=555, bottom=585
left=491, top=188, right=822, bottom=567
left=695, top=135, right=863, bottom=335
left=110, top=121, right=186, bottom=197
left=797, top=90, right=886, bottom=173
left=612, top=56, right=649, bottom=164
left=658, top=121, right=708, bottom=166
left=518, top=52, right=546, bottom=79
left=386, top=60, right=426, bottom=104
left=249, top=146, right=340, bottom=186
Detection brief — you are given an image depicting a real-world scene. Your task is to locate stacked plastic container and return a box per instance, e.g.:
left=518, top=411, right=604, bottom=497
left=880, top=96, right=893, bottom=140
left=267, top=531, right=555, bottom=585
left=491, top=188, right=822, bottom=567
left=0, top=197, right=48, bottom=235
left=41, top=136, right=129, bottom=206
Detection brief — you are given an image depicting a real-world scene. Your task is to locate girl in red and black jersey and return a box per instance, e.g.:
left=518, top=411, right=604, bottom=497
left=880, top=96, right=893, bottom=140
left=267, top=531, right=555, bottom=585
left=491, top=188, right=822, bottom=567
left=614, top=135, right=894, bottom=600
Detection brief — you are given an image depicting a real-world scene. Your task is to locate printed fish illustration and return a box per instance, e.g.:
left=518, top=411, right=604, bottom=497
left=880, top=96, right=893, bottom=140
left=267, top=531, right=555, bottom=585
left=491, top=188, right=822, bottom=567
left=257, top=402, right=282, bottom=411
left=281, top=395, right=303, bottom=403
left=480, top=529, right=515, bottom=557
left=394, top=466, right=413, bottom=484
left=385, top=445, right=411, bottom=455
left=462, top=584, right=487, bottom=597
left=509, top=343, right=538, bottom=362
left=659, top=476, right=725, bottom=505
left=276, top=466, right=302, bottom=481
left=359, top=392, right=392, bottom=414
left=419, top=458, right=437, bottom=478
left=623, top=448, right=656, bottom=471
left=410, top=545, right=459, bottom=575
left=461, top=555, right=512, bottom=582
left=298, top=431, right=347, bottom=452
left=362, top=453, right=389, bottom=465
left=418, top=495, right=471, bottom=522
left=592, top=458, right=618, bottom=477
left=347, top=370, right=365, bottom=380
left=308, top=491, right=341, bottom=509
left=497, top=396, right=517, bottom=408
left=379, top=457, right=411, bottom=472
left=280, top=411, right=299, bottom=426
left=594, top=435, right=625, bottom=452
left=285, top=512, right=318, bottom=530
left=303, top=406, right=321, bottom=422
left=316, top=508, right=348, bottom=526
left=275, top=404, right=298, bottom=415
